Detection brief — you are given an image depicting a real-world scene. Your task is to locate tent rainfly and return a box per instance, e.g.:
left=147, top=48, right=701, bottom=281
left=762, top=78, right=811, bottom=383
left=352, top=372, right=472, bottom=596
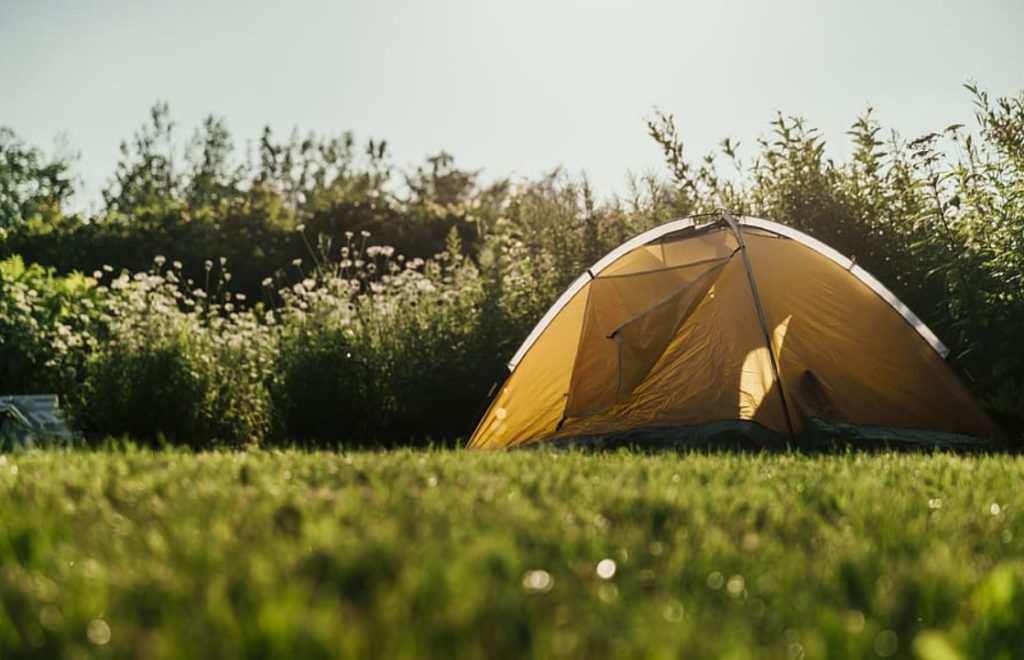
left=468, top=212, right=1001, bottom=450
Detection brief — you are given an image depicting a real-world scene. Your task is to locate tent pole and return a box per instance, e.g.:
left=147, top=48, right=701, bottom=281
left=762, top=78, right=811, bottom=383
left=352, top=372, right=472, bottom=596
left=722, top=210, right=797, bottom=440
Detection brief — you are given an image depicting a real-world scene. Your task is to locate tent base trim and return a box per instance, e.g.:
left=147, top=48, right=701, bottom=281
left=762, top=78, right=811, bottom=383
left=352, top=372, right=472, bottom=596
left=522, top=419, right=996, bottom=452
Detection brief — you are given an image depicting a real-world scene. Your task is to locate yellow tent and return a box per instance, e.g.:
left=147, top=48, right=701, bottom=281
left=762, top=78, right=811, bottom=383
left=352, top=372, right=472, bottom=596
left=469, top=212, right=1001, bottom=449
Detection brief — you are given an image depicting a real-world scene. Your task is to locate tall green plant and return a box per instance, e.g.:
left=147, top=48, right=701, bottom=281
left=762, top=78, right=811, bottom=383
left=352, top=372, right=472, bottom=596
left=69, top=262, right=276, bottom=448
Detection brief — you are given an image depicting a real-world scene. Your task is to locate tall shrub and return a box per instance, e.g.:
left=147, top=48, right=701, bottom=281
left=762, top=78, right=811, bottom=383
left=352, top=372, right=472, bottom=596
left=271, top=230, right=508, bottom=447
left=69, top=262, right=276, bottom=448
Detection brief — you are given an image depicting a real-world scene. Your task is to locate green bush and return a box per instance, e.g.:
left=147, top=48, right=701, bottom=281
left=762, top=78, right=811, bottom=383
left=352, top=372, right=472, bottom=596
left=271, top=230, right=509, bottom=447
left=0, top=256, right=101, bottom=394
left=2, top=107, right=499, bottom=301
left=2, top=85, right=1022, bottom=445
left=69, top=263, right=275, bottom=449
left=647, top=86, right=1024, bottom=433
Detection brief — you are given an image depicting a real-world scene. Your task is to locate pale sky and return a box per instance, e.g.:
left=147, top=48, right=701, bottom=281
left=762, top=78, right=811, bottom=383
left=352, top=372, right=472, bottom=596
left=2, top=0, right=1022, bottom=210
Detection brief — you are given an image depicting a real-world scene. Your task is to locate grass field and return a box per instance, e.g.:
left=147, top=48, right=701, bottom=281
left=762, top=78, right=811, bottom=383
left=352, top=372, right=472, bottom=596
left=1, top=449, right=1023, bottom=659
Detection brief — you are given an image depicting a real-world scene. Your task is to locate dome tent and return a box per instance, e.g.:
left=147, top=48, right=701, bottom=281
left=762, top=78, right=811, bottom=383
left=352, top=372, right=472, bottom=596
left=468, top=212, right=1001, bottom=450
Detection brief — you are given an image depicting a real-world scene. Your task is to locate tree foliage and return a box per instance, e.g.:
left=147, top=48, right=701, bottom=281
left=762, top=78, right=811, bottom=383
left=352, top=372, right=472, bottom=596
left=1, top=85, right=1022, bottom=444
left=0, top=129, right=74, bottom=232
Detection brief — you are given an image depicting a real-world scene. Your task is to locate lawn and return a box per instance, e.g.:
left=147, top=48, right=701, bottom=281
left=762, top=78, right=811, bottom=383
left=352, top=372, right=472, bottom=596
left=1, top=449, right=1022, bottom=659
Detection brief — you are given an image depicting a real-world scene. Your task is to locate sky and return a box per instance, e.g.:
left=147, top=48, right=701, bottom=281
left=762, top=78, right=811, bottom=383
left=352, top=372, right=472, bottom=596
left=2, top=0, right=1023, bottom=210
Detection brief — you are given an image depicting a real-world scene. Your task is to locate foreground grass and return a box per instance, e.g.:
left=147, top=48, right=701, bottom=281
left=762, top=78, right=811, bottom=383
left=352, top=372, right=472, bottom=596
left=1, top=450, right=1023, bottom=659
